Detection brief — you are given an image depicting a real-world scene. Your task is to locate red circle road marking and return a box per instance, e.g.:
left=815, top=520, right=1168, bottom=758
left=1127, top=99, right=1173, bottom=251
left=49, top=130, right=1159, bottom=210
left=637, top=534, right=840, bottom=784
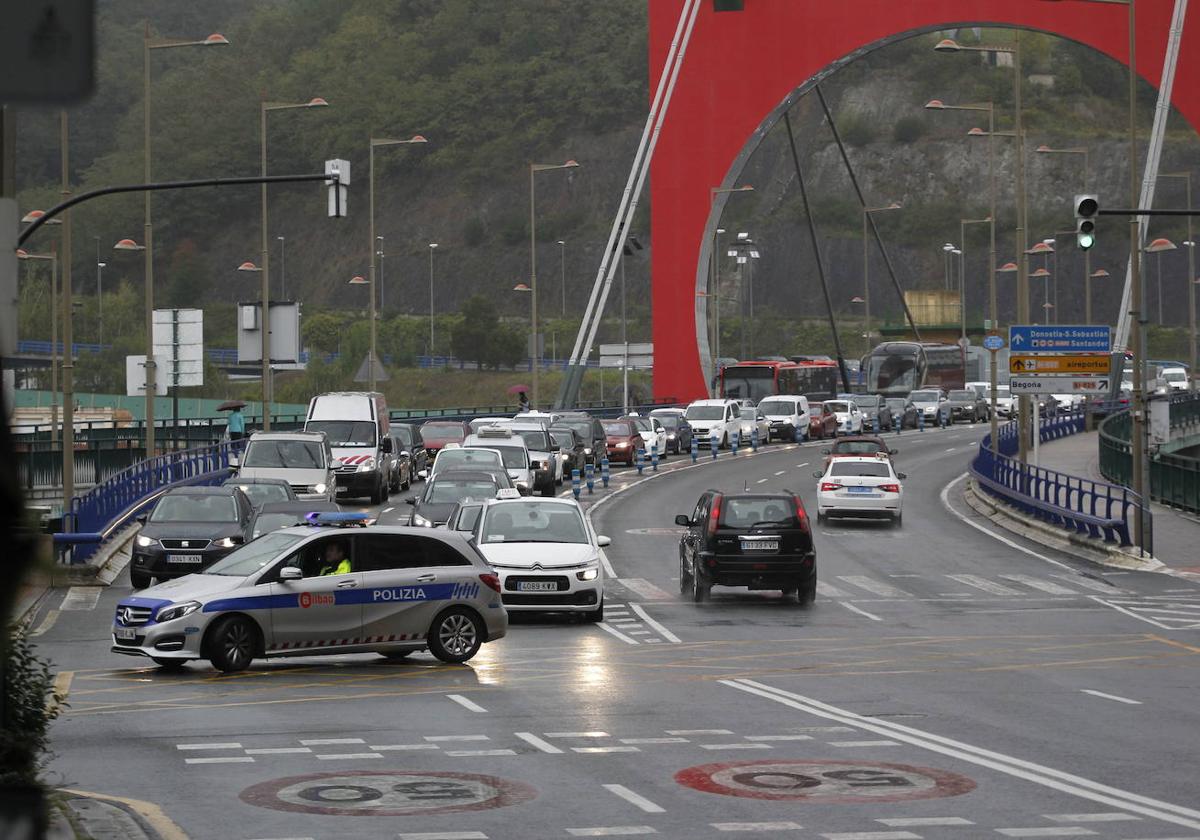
left=675, top=759, right=976, bottom=804
left=240, top=770, right=537, bottom=816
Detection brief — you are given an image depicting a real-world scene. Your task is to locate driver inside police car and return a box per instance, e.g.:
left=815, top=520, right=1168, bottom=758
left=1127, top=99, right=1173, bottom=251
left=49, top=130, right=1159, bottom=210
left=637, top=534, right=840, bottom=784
left=318, top=540, right=351, bottom=576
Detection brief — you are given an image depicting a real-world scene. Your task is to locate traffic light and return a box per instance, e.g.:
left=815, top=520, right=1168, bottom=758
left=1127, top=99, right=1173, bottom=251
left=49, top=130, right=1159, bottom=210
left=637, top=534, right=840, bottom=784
left=1075, top=194, right=1098, bottom=250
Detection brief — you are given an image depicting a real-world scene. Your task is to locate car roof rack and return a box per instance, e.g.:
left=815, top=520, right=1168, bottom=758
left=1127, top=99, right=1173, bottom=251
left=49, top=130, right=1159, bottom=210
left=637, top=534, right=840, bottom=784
left=305, top=511, right=374, bottom=527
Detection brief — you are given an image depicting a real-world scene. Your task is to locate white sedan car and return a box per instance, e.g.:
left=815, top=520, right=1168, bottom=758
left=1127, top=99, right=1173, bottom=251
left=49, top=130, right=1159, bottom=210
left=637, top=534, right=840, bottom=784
left=823, top=399, right=864, bottom=436
left=472, top=497, right=610, bottom=621
left=814, top=455, right=905, bottom=526
left=738, top=407, right=771, bottom=444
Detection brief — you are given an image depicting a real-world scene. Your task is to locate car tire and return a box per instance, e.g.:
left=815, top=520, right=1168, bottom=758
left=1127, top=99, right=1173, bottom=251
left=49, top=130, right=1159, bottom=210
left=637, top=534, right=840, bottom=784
left=816, top=510, right=827, bottom=524
left=583, top=597, right=604, bottom=623
left=206, top=616, right=259, bottom=674
left=428, top=607, right=484, bottom=664
left=893, top=512, right=903, bottom=528
left=130, top=570, right=152, bottom=590
left=691, top=568, right=710, bottom=603
left=151, top=657, right=187, bottom=671
left=798, top=575, right=817, bottom=606
left=401, top=471, right=411, bottom=491
left=370, top=478, right=385, bottom=505
left=678, top=553, right=692, bottom=595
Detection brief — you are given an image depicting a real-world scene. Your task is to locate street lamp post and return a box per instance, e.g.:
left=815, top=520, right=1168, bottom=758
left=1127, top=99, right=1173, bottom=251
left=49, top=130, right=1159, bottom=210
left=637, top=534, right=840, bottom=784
left=277, top=235, right=286, bottom=299
left=727, top=232, right=761, bottom=358
left=144, top=26, right=229, bottom=454
left=529, top=160, right=579, bottom=409
left=863, top=203, right=902, bottom=359
left=377, top=236, right=385, bottom=310
left=960, top=216, right=991, bottom=343
left=709, top=185, right=755, bottom=376
left=1156, top=174, right=1194, bottom=378
left=369, top=134, right=426, bottom=391
left=1036, top=144, right=1092, bottom=322
left=557, top=240, right=566, bottom=318
left=16, top=249, right=58, bottom=437
left=1031, top=268, right=1052, bottom=323
left=1145, top=238, right=1177, bottom=326
left=428, top=243, right=438, bottom=356
left=261, top=97, right=328, bottom=424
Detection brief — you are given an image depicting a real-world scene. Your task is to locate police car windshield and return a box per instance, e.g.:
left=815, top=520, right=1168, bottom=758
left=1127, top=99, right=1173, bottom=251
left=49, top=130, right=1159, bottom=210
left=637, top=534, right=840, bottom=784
left=427, top=479, right=499, bottom=504
left=305, top=420, right=376, bottom=447
left=150, top=495, right=238, bottom=523
left=206, top=532, right=305, bottom=576
left=480, top=502, right=588, bottom=544
left=243, top=440, right=323, bottom=468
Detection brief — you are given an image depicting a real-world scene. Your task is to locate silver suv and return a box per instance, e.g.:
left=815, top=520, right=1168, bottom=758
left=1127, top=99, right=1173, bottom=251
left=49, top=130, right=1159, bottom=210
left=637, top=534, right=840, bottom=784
left=112, top=515, right=507, bottom=672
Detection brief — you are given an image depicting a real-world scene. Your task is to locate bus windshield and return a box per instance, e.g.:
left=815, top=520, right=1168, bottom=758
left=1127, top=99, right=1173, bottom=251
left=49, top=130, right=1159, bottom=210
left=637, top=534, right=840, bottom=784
left=865, top=345, right=921, bottom=395
left=720, top=366, right=777, bottom=401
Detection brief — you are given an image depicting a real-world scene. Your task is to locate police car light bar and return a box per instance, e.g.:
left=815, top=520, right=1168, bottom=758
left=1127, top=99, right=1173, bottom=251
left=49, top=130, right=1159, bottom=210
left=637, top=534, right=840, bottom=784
left=306, top=511, right=374, bottom=527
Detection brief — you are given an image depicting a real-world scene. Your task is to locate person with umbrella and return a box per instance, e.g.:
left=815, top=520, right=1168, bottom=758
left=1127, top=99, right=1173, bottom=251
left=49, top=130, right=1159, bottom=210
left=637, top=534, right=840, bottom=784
left=218, top=400, right=248, bottom=441
left=508, top=384, right=531, bottom=413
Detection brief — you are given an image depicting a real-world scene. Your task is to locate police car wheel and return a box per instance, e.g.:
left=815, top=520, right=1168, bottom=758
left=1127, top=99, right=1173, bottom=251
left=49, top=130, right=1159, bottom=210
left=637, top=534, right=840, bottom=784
left=207, top=616, right=258, bottom=673
left=152, top=657, right=187, bottom=671
left=428, top=608, right=483, bottom=664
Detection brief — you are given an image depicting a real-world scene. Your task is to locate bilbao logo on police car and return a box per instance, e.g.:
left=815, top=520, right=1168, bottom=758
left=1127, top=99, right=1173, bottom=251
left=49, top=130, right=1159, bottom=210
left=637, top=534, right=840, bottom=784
left=299, top=592, right=336, bottom=609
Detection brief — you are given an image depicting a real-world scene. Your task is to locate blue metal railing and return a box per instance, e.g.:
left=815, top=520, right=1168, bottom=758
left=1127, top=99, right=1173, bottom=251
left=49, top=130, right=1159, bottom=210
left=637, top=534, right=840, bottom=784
left=60, top=438, right=245, bottom=564
left=969, top=409, right=1149, bottom=552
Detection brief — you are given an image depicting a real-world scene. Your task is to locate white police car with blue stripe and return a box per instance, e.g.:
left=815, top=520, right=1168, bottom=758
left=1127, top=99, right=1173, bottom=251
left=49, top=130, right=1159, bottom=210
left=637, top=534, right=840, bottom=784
left=112, top=513, right=507, bottom=672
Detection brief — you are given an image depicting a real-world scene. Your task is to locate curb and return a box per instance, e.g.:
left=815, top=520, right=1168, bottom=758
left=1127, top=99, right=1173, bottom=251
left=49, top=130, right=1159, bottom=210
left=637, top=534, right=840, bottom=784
left=963, top=477, right=1162, bottom=572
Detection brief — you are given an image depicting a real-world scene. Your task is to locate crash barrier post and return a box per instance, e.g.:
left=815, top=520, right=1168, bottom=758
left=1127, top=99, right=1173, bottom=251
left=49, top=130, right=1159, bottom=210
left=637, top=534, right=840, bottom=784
left=636, top=448, right=645, bottom=475
left=600, top=457, right=610, bottom=487
left=571, top=468, right=581, bottom=500
left=650, top=443, right=659, bottom=472
left=710, top=434, right=719, bottom=460
left=731, top=430, right=740, bottom=456
left=751, top=426, right=759, bottom=451
left=585, top=462, right=595, bottom=494
left=691, top=437, right=699, bottom=463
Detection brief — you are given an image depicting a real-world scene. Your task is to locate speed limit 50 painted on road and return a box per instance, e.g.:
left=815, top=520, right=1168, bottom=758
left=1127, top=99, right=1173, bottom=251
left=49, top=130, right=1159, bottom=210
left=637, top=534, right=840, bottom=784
left=676, top=759, right=975, bottom=804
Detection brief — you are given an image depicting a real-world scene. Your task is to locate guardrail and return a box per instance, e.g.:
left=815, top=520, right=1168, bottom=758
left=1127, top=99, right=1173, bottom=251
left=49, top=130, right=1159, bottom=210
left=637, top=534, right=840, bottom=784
left=1099, top=391, right=1200, bottom=514
left=59, top=439, right=245, bottom=564
left=970, top=408, right=1148, bottom=552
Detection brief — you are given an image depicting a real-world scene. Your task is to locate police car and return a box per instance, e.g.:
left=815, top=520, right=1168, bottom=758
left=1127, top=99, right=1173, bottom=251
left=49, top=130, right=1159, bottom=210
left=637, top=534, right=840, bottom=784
left=111, top=513, right=507, bottom=672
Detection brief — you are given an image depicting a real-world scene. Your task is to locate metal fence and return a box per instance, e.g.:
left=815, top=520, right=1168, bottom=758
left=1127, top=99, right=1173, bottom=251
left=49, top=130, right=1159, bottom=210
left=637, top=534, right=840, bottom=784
left=1099, top=391, right=1200, bottom=514
left=970, top=409, right=1148, bottom=551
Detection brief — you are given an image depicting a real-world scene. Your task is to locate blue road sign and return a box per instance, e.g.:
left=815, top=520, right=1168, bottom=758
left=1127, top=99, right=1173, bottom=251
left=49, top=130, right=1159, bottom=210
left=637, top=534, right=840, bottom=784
left=1008, top=325, right=1110, bottom=353
left=983, top=335, right=1005, bottom=351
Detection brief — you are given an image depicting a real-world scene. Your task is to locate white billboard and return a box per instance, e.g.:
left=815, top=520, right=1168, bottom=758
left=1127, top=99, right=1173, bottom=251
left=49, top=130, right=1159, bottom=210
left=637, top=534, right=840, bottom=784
left=237, top=301, right=301, bottom=365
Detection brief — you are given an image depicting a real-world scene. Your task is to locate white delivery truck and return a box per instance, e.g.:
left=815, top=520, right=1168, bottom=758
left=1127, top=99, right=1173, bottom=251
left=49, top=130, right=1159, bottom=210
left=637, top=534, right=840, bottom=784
left=304, top=391, right=392, bottom=504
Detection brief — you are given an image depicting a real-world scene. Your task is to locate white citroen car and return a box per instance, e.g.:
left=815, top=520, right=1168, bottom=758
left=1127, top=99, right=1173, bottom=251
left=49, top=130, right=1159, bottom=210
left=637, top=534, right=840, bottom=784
left=823, top=399, right=864, bottom=436
left=472, top=497, right=610, bottom=622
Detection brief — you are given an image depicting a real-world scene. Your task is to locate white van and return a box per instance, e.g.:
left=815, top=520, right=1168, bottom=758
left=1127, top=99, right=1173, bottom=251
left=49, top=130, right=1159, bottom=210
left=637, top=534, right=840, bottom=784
left=462, top=427, right=534, bottom=492
left=303, top=391, right=392, bottom=504
left=1163, top=367, right=1189, bottom=392
left=684, top=399, right=742, bottom=448
left=755, top=395, right=811, bottom=442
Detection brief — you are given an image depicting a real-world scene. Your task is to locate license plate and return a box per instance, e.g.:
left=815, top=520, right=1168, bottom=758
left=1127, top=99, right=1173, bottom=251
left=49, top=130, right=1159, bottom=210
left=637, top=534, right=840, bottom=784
left=516, top=581, right=559, bottom=592
left=169, top=554, right=203, bottom=564
left=848, top=486, right=877, bottom=494
left=113, top=626, right=137, bottom=641
left=742, top=540, right=779, bottom=551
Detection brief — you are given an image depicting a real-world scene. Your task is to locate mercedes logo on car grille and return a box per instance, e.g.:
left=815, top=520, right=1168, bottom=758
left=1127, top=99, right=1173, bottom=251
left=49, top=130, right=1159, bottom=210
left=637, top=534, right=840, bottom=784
left=118, top=607, right=133, bottom=625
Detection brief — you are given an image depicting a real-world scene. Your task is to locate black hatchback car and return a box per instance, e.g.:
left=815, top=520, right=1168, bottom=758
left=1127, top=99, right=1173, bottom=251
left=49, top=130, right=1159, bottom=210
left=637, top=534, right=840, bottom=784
left=405, top=470, right=512, bottom=528
left=130, top=486, right=255, bottom=588
left=675, top=491, right=816, bottom=604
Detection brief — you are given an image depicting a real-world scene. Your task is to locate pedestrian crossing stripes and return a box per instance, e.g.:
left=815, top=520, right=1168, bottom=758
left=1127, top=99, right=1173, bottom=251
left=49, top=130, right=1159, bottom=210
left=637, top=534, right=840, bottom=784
left=804, top=573, right=1132, bottom=602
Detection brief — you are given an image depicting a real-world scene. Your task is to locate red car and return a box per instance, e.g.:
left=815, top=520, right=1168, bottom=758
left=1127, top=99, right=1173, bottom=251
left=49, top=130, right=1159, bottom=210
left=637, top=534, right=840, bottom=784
left=419, top=420, right=470, bottom=463
left=603, top=419, right=645, bottom=465
left=807, top=402, right=839, bottom=440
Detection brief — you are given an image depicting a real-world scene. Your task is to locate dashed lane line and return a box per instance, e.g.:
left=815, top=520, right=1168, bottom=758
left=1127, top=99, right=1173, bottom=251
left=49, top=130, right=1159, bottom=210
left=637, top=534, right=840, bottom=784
left=1000, top=574, right=1078, bottom=595
left=514, top=732, right=563, bottom=754
left=1079, top=689, right=1142, bottom=705
left=602, top=784, right=666, bottom=814
left=446, top=693, right=488, bottom=713
left=840, top=603, right=882, bottom=622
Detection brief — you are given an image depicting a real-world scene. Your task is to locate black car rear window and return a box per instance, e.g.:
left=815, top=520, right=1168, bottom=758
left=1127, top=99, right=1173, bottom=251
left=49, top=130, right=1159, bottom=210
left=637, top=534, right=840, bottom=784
left=719, top=496, right=797, bottom=528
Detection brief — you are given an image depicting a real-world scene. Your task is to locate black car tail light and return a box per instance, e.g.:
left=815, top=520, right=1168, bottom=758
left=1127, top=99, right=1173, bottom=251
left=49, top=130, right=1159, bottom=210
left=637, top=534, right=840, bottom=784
left=708, top=495, right=722, bottom=537
left=793, top=496, right=811, bottom=534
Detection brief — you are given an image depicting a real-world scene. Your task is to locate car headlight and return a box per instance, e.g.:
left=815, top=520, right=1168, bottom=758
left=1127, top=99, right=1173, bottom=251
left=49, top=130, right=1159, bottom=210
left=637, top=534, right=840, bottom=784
left=156, top=601, right=202, bottom=623
left=576, top=567, right=600, bottom=581
left=584, top=447, right=592, bottom=456
left=136, top=535, right=157, bottom=548
left=310, top=483, right=327, bottom=494
left=615, top=441, right=630, bottom=449
left=356, top=458, right=377, bottom=472
left=411, top=512, right=433, bottom=528
left=561, top=453, right=571, bottom=462
left=667, top=433, right=676, bottom=440
left=213, top=536, right=242, bottom=549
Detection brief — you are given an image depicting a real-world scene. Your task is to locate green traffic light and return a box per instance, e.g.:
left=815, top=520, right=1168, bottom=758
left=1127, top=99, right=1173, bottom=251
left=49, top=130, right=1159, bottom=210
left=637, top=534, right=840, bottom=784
left=1078, top=232, right=1095, bottom=250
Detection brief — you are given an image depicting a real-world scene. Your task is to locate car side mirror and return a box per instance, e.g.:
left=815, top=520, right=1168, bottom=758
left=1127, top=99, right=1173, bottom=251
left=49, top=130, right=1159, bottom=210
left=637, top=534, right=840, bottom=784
left=136, top=514, right=148, bottom=526
left=330, top=459, right=344, bottom=470
left=405, top=497, right=417, bottom=506
left=674, top=514, right=691, bottom=527
left=279, top=566, right=303, bottom=581
left=228, top=454, right=239, bottom=469
left=812, top=471, right=823, bottom=479
left=381, top=437, right=394, bottom=453
left=597, top=535, right=612, bottom=547
left=897, top=472, right=908, bottom=480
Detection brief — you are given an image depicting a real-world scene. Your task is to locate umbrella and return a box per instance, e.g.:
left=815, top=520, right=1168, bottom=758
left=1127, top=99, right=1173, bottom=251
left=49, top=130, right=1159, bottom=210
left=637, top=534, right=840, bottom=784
left=507, top=384, right=531, bottom=395
left=216, top=400, right=247, bottom=411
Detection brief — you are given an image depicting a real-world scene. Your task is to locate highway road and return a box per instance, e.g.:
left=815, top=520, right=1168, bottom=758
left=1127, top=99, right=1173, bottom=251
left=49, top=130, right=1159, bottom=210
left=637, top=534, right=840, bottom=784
left=32, top=423, right=1200, bottom=839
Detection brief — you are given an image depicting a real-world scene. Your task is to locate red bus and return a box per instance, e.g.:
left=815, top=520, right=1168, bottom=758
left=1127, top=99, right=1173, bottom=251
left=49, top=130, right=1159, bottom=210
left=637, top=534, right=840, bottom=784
left=719, top=360, right=841, bottom=402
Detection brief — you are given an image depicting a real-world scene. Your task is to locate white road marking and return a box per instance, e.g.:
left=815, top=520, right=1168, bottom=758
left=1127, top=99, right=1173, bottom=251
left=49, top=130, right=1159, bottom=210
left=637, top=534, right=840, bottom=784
left=425, top=734, right=489, bottom=742
left=838, top=576, right=907, bottom=598
left=877, top=818, right=974, bottom=826
left=597, top=622, right=640, bottom=645
left=597, top=547, right=618, bottom=580
left=841, top=602, right=882, bottom=622
left=446, top=694, right=488, bottom=713
left=701, top=743, right=771, bottom=750
left=797, top=462, right=809, bottom=468
left=369, top=744, right=439, bottom=751
left=445, top=749, right=516, bottom=757
left=775, top=470, right=787, bottom=476
left=176, top=742, right=243, bottom=750
left=816, top=581, right=850, bottom=598
left=514, top=732, right=564, bottom=754
left=946, top=574, right=1021, bottom=596
left=629, top=630, right=652, bottom=635
left=713, top=823, right=804, bottom=832
left=820, top=832, right=921, bottom=840
left=995, top=830, right=1098, bottom=837
left=382, top=507, right=394, bottom=514
left=829, top=740, right=901, bottom=747
left=1088, top=597, right=1182, bottom=631
left=567, top=828, right=657, bottom=837
left=602, top=784, right=666, bottom=813
left=572, top=746, right=640, bottom=754
left=619, top=737, right=688, bottom=744
left=629, top=603, right=682, bottom=643
left=755, top=478, right=768, bottom=484
left=1043, top=813, right=1140, bottom=823
left=61, top=587, right=102, bottom=611
left=1051, top=574, right=1125, bottom=593
left=183, top=756, right=255, bottom=764
left=1080, top=689, right=1142, bottom=705
left=545, top=731, right=610, bottom=738
left=244, top=748, right=312, bottom=755
left=945, top=447, right=957, bottom=452
left=1001, top=574, right=1078, bottom=594
left=620, top=578, right=675, bottom=601
left=315, top=753, right=383, bottom=760
left=744, top=734, right=812, bottom=741
left=299, top=738, right=365, bottom=746
left=397, top=833, right=489, bottom=840
left=723, top=679, right=1200, bottom=831
left=667, top=729, right=733, bottom=735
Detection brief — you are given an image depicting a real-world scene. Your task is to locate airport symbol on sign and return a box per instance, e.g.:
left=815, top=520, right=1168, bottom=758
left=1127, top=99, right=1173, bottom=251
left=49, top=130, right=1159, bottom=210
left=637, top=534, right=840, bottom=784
left=1009, top=354, right=1111, bottom=375
left=1008, top=325, right=1111, bottom=353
